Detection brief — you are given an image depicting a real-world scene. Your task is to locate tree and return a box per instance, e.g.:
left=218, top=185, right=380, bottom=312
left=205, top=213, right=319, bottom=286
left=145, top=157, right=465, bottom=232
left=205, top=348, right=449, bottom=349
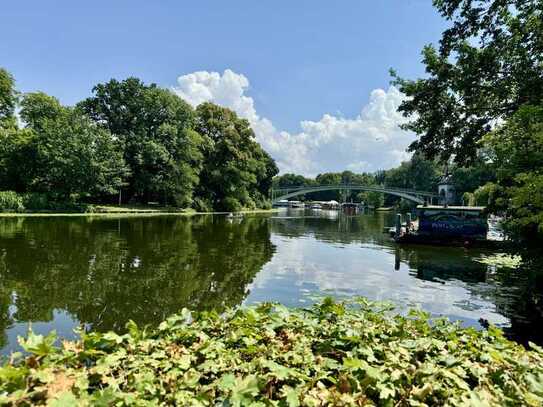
left=20, top=92, right=129, bottom=200
left=384, top=154, right=440, bottom=192
left=357, top=191, right=384, bottom=208
left=273, top=173, right=313, bottom=188
left=480, top=105, right=543, bottom=243
left=0, top=126, right=35, bottom=192
left=194, top=103, right=277, bottom=211
left=19, top=91, right=64, bottom=131
left=451, top=160, right=496, bottom=198
left=392, top=0, right=543, bottom=242
left=78, top=78, right=203, bottom=206
left=392, top=0, right=543, bottom=164
left=0, top=68, right=17, bottom=129
left=255, top=149, right=279, bottom=205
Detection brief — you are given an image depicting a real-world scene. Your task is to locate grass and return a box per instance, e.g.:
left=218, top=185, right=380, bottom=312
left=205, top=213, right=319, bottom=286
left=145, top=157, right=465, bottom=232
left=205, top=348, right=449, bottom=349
left=0, top=205, right=279, bottom=217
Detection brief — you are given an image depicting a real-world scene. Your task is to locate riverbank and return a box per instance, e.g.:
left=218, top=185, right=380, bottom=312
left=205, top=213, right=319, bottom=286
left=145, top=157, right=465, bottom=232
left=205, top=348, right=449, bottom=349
left=375, top=207, right=394, bottom=211
left=0, top=205, right=279, bottom=217
left=2, top=298, right=542, bottom=406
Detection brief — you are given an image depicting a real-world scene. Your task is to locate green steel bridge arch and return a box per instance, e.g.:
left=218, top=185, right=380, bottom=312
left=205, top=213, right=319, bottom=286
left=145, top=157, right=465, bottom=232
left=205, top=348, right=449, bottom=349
left=271, top=184, right=439, bottom=205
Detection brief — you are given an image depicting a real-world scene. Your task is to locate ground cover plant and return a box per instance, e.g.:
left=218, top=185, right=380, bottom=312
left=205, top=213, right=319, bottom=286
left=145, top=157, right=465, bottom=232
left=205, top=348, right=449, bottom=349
left=1, top=298, right=542, bottom=406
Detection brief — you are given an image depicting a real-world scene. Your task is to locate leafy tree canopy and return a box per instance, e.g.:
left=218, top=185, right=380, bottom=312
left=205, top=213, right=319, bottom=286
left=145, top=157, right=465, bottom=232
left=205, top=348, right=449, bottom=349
left=195, top=102, right=278, bottom=211
left=78, top=78, right=204, bottom=206
left=20, top=92, right=129, bottom=200
left=480, top=105, right=543, bottom=243
left=0, top=68, right=17, bottom=129
left=393, top=0, right=543, bottom=164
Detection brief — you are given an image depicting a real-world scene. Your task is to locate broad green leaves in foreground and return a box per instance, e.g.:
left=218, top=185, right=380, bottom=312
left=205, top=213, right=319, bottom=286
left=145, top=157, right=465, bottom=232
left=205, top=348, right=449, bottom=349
left=1, top=298, right=543, bottom=406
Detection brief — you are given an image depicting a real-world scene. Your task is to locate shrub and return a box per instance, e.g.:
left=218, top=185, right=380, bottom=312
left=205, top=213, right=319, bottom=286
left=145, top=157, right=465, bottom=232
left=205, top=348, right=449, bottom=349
left=192, top=197, right=212, bottom=213
left=1, top=298, right=542, bottom=405
left=21, top=193, right=52, bottom=210
left=0, top=191, right=24, bottom=212
left=221, top=196, right=242, bottom=212
left=21, top=193, right=89, bottom=212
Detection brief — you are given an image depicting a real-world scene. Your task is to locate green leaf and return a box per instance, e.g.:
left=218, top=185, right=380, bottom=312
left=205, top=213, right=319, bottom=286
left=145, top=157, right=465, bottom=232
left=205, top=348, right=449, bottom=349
left=18, top=329, right=57, bottom=357
left=49, top=391, right=78, bottom=407
left=281, top=385, right=301, bottom=407
left=229, top=375, right=260, bottom=406
left=261, top=360, right=297, bottom=380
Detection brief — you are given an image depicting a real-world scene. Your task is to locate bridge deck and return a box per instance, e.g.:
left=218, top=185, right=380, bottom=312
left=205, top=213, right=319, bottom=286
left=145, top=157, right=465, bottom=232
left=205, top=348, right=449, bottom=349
left=271, top=184, right=439, bottom=205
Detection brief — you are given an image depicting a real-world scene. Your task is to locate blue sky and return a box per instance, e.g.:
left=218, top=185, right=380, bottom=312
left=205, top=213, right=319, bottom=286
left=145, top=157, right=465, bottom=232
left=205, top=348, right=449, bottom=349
left=1, top=1, right=447, bottom=174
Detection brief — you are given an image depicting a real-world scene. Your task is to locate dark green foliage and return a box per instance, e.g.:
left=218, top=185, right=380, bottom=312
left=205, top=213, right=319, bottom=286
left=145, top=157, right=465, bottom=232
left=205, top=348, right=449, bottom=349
left=358, top=190, right=384, bottom=208
left=480, top=105, right=543, bottom=244
left=78, top=78, right=204, bottom=207
left=393, top=0, right=543, bottom=164
left=19, top=92, right=64, bottom=132
left=451, top=162, right=496, bottom=199
left=273, top=173, right=315, bottom=201
left=0, top=69, right=277, bottom=211
left=383, top=154, right=440, bottom=192
left=21, top=193, right=55, bottom=211
left=194, top=103, right=278, bottom=211
left=392, top=0, right=543, bottom=242
left=2, top=298, right=542, bottom=405
left=273, top=173, right=314, bottom=189
left=0, top=68, right=17, bottom=129
left=0, top=127, right=35, bottom=192
left=20, top=93, right=129, bottom=201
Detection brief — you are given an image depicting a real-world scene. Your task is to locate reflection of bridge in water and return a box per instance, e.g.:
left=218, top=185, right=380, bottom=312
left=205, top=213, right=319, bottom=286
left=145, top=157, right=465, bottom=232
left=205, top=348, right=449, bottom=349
left=271, top=184, right=440, bottom=205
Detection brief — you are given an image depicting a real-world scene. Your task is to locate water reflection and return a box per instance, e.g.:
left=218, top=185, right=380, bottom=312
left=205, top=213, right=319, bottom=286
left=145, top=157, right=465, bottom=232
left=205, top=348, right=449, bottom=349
left=0, top=210, right=541, bottom=354
left=249, top=209, right=542, bottom=344
left=0, top=216, right=274, bottom=350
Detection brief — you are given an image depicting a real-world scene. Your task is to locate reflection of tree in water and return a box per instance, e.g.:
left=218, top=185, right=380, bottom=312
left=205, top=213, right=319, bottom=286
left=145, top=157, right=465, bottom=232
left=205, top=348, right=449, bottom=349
left=271, top=212, right=543, bottom=345
left=492, top=257, right=543, bottom=345
left=0, top=216, right=275, bottom=346
left=394, top=245, right=543, bottom=345
left=393, top=245, right=487, bottom=283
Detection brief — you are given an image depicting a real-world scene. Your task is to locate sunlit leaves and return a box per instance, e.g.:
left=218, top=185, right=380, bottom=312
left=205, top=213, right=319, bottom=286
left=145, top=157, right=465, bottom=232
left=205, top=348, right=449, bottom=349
left=2, top=298, right=543, bottom=405
left=18, top=330, right=57, bottom=358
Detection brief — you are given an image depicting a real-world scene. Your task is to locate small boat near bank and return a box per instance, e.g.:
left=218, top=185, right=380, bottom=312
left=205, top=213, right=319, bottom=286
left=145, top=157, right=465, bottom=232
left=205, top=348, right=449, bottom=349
left=389, top=205, right=505, bottom=247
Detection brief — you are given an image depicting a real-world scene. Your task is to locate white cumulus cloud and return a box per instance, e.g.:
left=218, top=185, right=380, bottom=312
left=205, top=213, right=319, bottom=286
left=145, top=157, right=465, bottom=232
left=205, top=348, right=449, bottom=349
left=173, top=69, right=414, bottom=176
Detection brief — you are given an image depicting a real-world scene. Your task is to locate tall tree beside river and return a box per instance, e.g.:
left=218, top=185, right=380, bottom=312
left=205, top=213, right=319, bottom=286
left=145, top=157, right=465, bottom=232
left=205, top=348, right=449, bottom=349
left=78, top=78, right=204, bottom=207
left=0, top=68, right=17, bottom=129
left=18, top=92, right=129, bottom=201
left=393, top=0, right=543, bottom=243
left=392, top=0, right=543, bottom=164
left=0, top=90, right=128, bottom=202
left=194, top=103, right=278, bottom=211
left=480, top=106, right=543, bottom=243
left=0, top=70, right=278, bottom=210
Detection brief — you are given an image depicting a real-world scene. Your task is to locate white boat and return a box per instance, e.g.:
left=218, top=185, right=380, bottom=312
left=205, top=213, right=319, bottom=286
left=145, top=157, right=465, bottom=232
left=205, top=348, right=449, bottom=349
left=289, top=201, right=305, bottom=208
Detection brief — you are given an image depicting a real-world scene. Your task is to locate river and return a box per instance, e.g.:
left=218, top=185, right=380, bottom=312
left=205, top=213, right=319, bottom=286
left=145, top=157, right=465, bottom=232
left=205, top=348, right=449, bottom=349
left=0, top=209, right=541, bottom=354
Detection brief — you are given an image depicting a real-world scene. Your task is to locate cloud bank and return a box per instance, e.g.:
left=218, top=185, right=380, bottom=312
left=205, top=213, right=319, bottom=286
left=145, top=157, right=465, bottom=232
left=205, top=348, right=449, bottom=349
left=173, top=69, right=414, bottom=176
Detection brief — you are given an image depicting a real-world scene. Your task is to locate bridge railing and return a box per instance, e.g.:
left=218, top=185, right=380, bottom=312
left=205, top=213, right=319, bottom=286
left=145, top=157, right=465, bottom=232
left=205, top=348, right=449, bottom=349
left=271, top=184, right=438, bottom=197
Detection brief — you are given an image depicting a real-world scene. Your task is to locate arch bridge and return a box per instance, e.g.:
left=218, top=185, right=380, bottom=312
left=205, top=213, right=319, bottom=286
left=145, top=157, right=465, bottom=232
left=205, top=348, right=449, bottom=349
left=271, top=184, right=439, bottom=205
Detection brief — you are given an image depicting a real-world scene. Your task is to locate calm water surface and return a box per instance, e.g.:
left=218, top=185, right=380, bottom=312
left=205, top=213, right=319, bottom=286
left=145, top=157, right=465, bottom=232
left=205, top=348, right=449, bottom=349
left=0, top=209, right=540, bottom=354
